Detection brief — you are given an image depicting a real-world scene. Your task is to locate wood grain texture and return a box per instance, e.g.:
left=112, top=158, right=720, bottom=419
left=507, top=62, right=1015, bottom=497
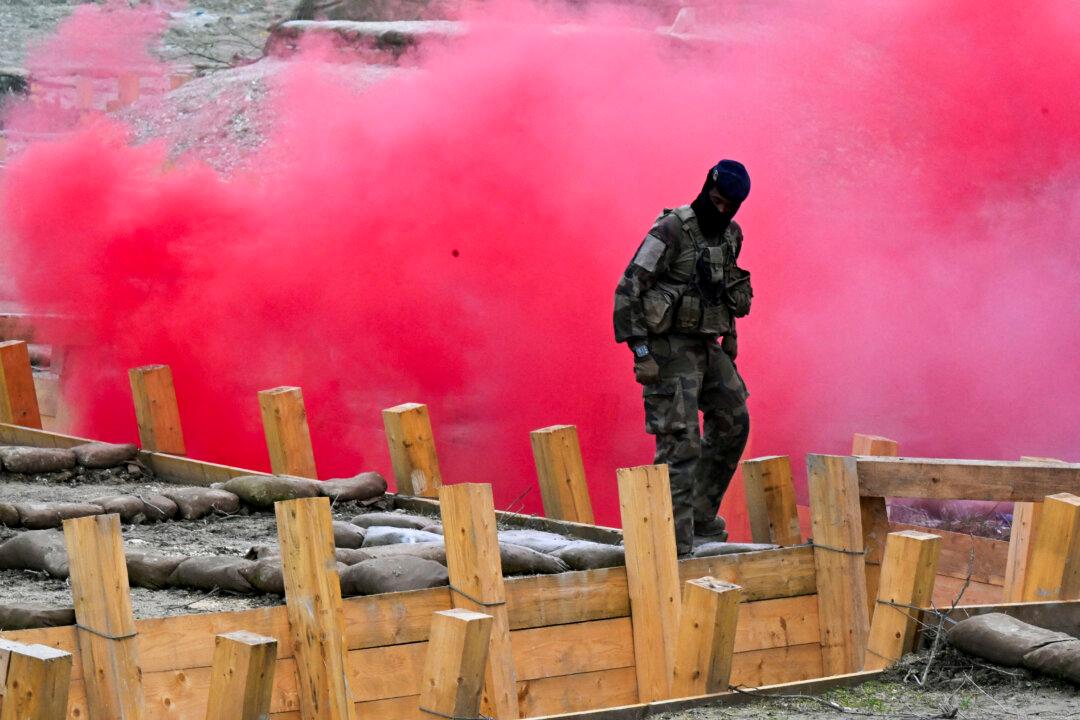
left=0, top=340, right=42, bottom=429
left=671, top=578, right=741, bottom=697
left=128, top=364, right=185, bottom=454
left=0, top=638, right=72, bottom=720
left=418, top=610, right=493, bottom=720
left=1022, top=493, right=1080, bottom=601
left=741, top=456, right=801, bottom=546
left=865, top=531, right=941, bottom=670
left=382, top=403, right=443, bottom=497
left=531, top=425, right=595, bottom=524
left=856, top=457, right=1080, bottom=501
left=258, top=386, right=317, bottom=478
left=204, top=631, right=278, bottom=720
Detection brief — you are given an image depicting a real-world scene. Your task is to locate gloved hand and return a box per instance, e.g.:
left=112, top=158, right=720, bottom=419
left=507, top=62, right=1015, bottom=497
left=721, top=334, right=738, bottom=360
left=630, top=342, right=661, bottom=384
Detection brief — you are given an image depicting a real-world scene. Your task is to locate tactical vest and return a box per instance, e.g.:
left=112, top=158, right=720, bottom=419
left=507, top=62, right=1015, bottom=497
left=641, top=205, right=752, bottom=337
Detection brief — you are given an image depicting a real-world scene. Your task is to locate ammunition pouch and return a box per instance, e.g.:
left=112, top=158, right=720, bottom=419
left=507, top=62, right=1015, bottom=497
left=725, top=265, right=753, bottom=317
left=642, top=285, right=678, bottom=334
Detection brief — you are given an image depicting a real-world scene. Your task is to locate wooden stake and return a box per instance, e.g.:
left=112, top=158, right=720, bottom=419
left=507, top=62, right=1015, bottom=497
left=0, top=638, right=72, bottom=720
left=258, top=386, right=317, bottom=478
left=1003, top=457, right=1061, bottom=602
left=851, top=434, right=899, bottom=456
left=853, top=433, right=898, bottom=626
left=275, top=497, right=356, bottom=720
left=617, top=464, right=682, bottom=702
left=419, top=609, right=494, bottom=720
left=530, top=424, right=595, bottom=524
left=117, top=74, right=139, bottom=106
left=807, top=454, right=869, bottom=675
left=75, top=76, right=95, bottom=110
left=63, top=513, right=143, bottom=719
left=439, top=484, right=518, bottom=719
left=865, top=531, right=941, bottom=670
left=0, top=340, right=42, bottom=429
left=1022, top=493, right=1080, bottom=602
left=129, top=364, right=185, bottom=454
left=741, top=455, right=801, bottom=545
left=670, top=577, right=741, bottom=698
left=204, top=631, right=278, bottom=720
left=383, top=403, right=443, bottom=497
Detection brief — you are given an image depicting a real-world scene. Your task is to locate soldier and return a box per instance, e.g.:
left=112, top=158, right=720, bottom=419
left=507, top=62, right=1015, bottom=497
left=613, top=160, right=753, bottom=556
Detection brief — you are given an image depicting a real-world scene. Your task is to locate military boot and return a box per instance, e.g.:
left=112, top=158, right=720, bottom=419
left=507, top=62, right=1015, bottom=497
left=694, top=516, right=728, bottom=543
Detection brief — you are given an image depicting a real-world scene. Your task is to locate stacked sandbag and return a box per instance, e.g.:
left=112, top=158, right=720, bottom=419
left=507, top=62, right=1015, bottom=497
left=0, top=446, right=77, bottom=473
left=0, top=530, right=71, bottom=578
left=223, top=475, right=320, bottom=508
left=70, top=443, right=138, bottom=469
left=362, top=526, right=444, bottom=547
left=319, top=472, right=387, bottom=502
left=162, top=487, right=242, bottom=520
left=13, top=502, right=104, bottom=529
left=168, top=556, right=258, bottom=594
left=0, top=603, right=76, bottom=631
left=126, top=550, right=186, bottom=589
left=552, top=540, right=625, bottom=570
left=91, top=494, right=179, bottom=524
left=693, top=542, right=779, bottom=558
left=949, top=613, right=1080, bottom=684
left=497, top=529, right=573, bottom=554
left=351, top=511, right=432, bottom=530
left=339, top=556, right=449, bottom=595
left=333, top=521, right=366, bottom=549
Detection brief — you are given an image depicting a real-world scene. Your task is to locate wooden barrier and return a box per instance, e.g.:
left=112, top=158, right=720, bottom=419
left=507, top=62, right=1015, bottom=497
left=205, top=631, right=278, bottom=720
left=383, top=403, right=443, bottom=497
left=852, top=434, right=899, bottom=625
left=865, top=531, right=941, bottom=670
left=0, top=340, right=42, bottom=429
left=617, top=465, right=681, bottom=702
left=855, top=457, right=1080, bottom=501
left=258, top=386, right=318, bottom=478
left=129, top=364, right=186, bottom=454
left=1003, top=457, right=1061, bottom=602
left=0, top=638, right=72, bottom=720
left=275, top=498, right=355, bottom=720
left=419, top=609, right=493, bottom=720
left=63, top=513, right=143, bottom=719
left=741, top=456, right=801, bottom=546
left=530, top=425, right=595, bottom=524
left=670, top=578, right=741, bottom=697
left=1022, top=493, right=1080, bottom=601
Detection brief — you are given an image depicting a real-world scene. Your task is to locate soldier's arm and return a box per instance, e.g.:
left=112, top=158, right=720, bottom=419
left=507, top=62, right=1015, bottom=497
left=729, top=220, right=744, bottom=259
left=613, top=216, right=680, bottom=344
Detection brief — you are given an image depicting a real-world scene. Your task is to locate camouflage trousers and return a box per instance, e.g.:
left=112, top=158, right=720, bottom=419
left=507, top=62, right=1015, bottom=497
left=641, top=334, right=750, bottom=554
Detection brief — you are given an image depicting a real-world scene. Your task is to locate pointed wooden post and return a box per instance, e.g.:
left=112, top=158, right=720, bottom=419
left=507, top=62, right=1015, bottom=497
left=853, top=433, right=898, bottom=625
left=808, top=454, right=869, bottom=675
left=530, top=424, right=595, bottom=524
left=204, top=631, right=278, bottom=720
left=1003, top=457, right=1060, bottom=602
left=0, top=638, right=73, bottom=720
left=259, top=386, right=317, bottom=478
left=618, top=464, right=682, bottom=702
left=63, top=513, right=143, bottom=719
left=741, top=455, right=801, bottom=545
left=670, top=577, right=741, bottom=698
left=129, top=364, right=185, bottom=454
left=419, top=609, right=494, bottom=720
left=865, top=530, right=941, bottom=670
left=0, top=340, right=42, bottom=429
left=1022, top=493, right=1080, bottom=601
left=383, top=403, right=443, bottom=497
left=439, top=484, right=517, bottom=719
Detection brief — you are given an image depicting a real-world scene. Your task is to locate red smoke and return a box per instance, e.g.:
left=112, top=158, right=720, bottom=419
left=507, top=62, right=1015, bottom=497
left=2, top=1, right=1078, bottom=537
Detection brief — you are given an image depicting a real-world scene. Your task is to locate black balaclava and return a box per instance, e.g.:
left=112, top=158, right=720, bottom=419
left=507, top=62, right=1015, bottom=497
left=690, top=159, right=751, bottom=239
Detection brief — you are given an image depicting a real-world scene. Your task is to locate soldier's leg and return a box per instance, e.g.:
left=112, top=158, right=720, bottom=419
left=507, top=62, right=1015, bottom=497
left=695, top=342, right=750, bottom=532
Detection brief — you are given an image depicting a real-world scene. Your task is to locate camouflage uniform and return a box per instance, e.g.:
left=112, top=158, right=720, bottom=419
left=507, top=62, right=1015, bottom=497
left=614, top=206, right=751, bottom=554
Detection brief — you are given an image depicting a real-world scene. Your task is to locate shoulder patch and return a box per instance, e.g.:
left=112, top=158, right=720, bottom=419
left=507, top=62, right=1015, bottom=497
left=631, top=235, right=667, bottom=272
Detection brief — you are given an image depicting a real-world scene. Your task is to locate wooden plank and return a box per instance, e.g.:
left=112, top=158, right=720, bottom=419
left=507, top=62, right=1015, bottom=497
left=853, top=433, right=896, bottom=628
left=851, top=434, right=898, bottom=457
left=677, top=546, right=817, bottom=602
left=144, top=451, right=270, bottom=487
left=807, top=454, right=868, bottom=674
left=531, top=425, right=595, bottom=524
left=517, top=667, right=638, bottom=718
left=729, top=642, right=823, bottom=688
left=1004, top=501, right=1043, bottom=602
left=0, top=639, right=72, bottom=720
left=856, top=457, right=1080, bottom=501
left=617, top=465, right=681, bottom=702
left=0, top=422, right=90, bottom=449
left=1022, top=492, right=1080, bottom=601
left=31, top=373, right=59, bottom=418
left=865, top=531, right=940, bottom=670
left=741, top=456, right=801, bottom=546
left=889, top=522, right=1006, bottom=586
left=383, top=403, right=443, bottom=497
left=258, top=386, right=318, bottom=479
left=128, top=364, right=185, bottom=454
left=0, top=340, right=42, bottom=428
left=62, top=513, right=143, bottom=719
left=418, top=609, right=493, bottom=720
left=275, top=497, right=356, bottom=720
left=732, top=595, right=819, bottom=653
left=671, top=578, right=740, bottom=697
left=511, top=618, right=634, bottom=681
left=931, top=574, right=1002, bottom=607
left=205, top=631, right=278, bottom=720
left=439, top=483, right=518, bottom=719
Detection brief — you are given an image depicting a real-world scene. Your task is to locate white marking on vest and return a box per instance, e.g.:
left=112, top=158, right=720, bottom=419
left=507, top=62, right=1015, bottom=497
left=632, top=235, right=666, bottom=272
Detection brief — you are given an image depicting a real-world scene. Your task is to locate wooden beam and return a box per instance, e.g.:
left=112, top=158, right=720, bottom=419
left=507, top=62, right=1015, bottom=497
left=0, top=340, right=42, bottom=429
left=865, top=531, right=940, bottom=670
left=258, top=386, right=317, bottom=478
left=1022, top=493, right=1080, bottom=601
left=128, top=364, right=185, bottom=454
left=851, top=434, right=898, bottom=457
left=204, top=631, right=278, bottom=720
left=62, top=513, right=144, bottom=719
left=855, top=457, right=1080, bottom=501
left=807, top=454, right=868, bottom=675
left=852, top=434, right=898, bottom=627
left=617, top=464, right=681, bottom=702
left=275, top=497, right=356, bottom=720
left=0, top=638, right=72, bottom=720
left=419, top=609, right=494, bottom=720
left=1003, top=457, right=1061, bottom=602
left=383, top=403, right=443, bottom=497
left=530, top=425, right=595, bottom=524
left=670, top=577, right=741, bottom=698
left=741, top=456, right=801, bottom=546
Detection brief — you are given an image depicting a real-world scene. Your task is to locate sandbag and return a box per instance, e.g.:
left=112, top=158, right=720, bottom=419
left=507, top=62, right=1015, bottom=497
left=126, top=551, right=185, bottom=589
left=339, top=556, right=449, bottom=596
left=552, top=541, right=625, bottom=570
left=168, top=556, right=257, bottom=594
left=244, top=544, right=280, bottom=560
left=163, top=487, right=241, bottom=520
left=351, top=512, right=431, bottom=530
left=497, top=529, right=573, bottom=555
left=223, top=475, right=320, bottom=508
left=0, top=502, right=20, bottom=527
left=240, top=558, right=286, bottom=595
left=1022, top=638, right=1080, bottom=684
left=421, top=524, right=444, bottom=535
left=15, top=502, right=103, bottom=529
left=140, top=494, right=179, bottom=522
left=0, top=530, right=70, bottom=578
left=333, top=521, right=366, bottom=549
left=692, top=542, right=778, bottom=559
left=362, top=526, right=444, bottom=547
left=362, top=541, right=447, bottom=565
left=0, top=446, right=77, bottom=473
left=499, top=543, right=570, bottom=575
left=0, top=604, right=75, bottom=630
left=948, top=613, right=1075, bottom=666
left=71, top=442, right=138, bottom=469
left=320, top=472, right=387, bottom=502
left=90, top=495, right=148, bottom=524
